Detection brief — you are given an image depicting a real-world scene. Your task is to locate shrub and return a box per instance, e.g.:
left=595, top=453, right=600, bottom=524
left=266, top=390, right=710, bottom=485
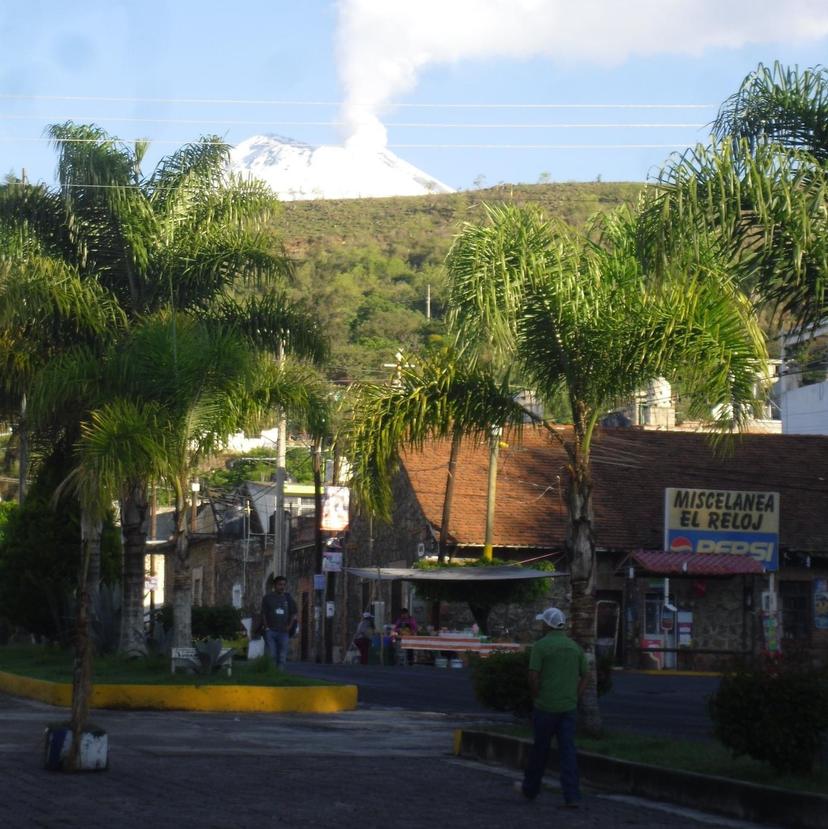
left=471, top=650, right=533, bottom=717
left=708, top=652, right=828, bottom=774
left=156, top=605, right=243, bottom=641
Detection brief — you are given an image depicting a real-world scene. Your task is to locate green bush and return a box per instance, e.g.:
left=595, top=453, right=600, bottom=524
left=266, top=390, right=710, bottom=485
left=709, top=652, right=828, bottom=774
left=471, top=650, right=533, bottom=717
left=156, top=605, right=243, bottom=641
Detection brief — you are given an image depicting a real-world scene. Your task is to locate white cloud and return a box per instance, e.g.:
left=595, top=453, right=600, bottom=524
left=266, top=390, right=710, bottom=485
left=335, top=0, right=828, bottom=147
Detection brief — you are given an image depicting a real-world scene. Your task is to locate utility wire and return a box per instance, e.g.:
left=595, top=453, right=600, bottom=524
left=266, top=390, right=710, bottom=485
left=0, top=93, right=718, bottom=108
left=0, top=115, right=708, bottom=129
left=0, top=136, right=693, bottom=150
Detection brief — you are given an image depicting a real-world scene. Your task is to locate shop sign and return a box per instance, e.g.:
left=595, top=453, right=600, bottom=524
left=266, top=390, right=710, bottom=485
left=815, top=579, right=828, bottom=630
left=664, top=487, right=779, bottom=571
left=321, top=486, right=350, bottom=532
left=322, top=550, right=343, bottom=573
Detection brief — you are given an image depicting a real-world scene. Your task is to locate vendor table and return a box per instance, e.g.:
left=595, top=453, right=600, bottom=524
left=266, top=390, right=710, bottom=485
left=398, top=633, right=523, bottom=656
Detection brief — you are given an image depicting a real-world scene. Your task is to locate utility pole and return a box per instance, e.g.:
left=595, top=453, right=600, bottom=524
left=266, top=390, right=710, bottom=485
left=312, top=439, right=324, bottom=662
left=17, top=167, right=28, bottom=504
left=483, top=426, right=501, bottom=561
left=426, top=283, right=431, bottom=320
left=272, top=341, right=287, bottom=580
left=324, top=447, right=340, bottom=664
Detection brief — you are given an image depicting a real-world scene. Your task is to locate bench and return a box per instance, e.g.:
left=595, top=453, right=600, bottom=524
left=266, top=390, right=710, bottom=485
left=170, top=646, right=234, bottom=676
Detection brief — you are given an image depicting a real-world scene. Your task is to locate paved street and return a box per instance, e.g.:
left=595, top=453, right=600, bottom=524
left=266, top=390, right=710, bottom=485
left=0, top=677, right=769, bottom=829
left=286, top=661, right=721, bottom=740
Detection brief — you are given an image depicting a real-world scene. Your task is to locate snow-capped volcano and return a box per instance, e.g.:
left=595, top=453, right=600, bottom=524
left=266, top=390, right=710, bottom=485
left=229, top=135, right=453, bottom=201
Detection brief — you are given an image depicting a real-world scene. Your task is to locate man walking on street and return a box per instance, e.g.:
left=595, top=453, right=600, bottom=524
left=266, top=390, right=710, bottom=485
left=261, top=575, right=298, bottom=669
left=518, top=607, right=588, bottom=807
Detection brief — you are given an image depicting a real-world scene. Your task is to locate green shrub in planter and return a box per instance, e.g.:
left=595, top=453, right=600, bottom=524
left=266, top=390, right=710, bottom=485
left=156, top=604, right=243, bottom=641
left=709, top=652, right=828, bottom=774
left=471, top=650, right=533, bottom=717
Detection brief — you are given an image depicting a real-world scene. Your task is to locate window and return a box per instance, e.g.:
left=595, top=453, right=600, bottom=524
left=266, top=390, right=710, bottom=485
left=780, top=581, right=811, bottom=641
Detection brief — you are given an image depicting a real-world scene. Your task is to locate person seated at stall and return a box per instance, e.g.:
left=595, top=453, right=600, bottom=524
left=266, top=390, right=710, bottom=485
left=393, top=608, right=418, bottom=665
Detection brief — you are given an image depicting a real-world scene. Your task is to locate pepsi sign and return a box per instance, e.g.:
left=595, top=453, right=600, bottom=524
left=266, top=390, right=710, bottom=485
left=664, top=488, right=779, bottom=571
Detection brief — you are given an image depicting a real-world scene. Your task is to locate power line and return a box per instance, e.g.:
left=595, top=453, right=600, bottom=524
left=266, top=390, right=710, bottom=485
left=0, top=136, right=692, bottom=150
left=0, top=93, right=718, bottom=109
left=0, top=115, right=707, bottom=129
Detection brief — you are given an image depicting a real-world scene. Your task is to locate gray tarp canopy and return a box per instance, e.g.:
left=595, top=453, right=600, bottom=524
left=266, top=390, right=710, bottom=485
left=345, top=565, right=564, bottom=582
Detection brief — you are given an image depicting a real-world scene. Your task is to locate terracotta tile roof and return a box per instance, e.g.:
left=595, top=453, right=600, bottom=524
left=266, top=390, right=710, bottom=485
left=399, top=427, right=828, bottom=553
left=625, top=550, right=765, bottom=576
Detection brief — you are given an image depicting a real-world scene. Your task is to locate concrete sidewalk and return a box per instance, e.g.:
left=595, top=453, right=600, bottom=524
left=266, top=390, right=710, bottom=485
left=0, top=691, right=763, bottom=829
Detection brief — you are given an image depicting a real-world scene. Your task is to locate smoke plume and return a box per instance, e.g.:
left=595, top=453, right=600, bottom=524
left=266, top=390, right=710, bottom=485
left=335, top=0, right=828, bottom=150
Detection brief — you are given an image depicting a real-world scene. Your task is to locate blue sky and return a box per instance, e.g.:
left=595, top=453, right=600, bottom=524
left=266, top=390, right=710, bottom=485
left=2, top=0, right=828, bottom=190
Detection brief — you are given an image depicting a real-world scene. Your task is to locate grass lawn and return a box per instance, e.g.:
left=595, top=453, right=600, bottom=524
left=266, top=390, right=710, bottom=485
left=482, top=723, right=828, bottom=796
left=0, top=645, right=332, bottom=687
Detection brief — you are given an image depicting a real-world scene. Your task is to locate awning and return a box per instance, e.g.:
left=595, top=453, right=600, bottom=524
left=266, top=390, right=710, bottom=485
left=623, top=551, right=765, bottom=577
left=345, top=565, right=563, bottom=582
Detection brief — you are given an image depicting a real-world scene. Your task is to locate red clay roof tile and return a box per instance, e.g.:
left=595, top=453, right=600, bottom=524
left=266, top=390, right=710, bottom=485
left=399, top=427, right=828, bottom=552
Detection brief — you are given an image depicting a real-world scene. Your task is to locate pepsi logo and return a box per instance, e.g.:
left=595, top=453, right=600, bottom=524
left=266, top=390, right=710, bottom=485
left=670, top=536, right=693, bottom=554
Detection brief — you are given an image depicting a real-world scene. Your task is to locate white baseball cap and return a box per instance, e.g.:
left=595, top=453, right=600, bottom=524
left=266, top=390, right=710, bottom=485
left=535, top=607, right=566, bottom=628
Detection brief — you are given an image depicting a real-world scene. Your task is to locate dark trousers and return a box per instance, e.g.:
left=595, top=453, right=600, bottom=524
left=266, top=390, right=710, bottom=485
left=522, top=708, right=580, bottom=803
left=355, top=637, right=370, bottom=665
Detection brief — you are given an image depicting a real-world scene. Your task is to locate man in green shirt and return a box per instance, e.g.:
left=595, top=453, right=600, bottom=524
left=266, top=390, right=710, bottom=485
left=518, top=607, right=588, bottom=807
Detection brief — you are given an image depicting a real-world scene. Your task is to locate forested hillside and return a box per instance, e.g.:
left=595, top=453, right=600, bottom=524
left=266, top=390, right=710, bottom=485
left=275, top=182, right=643, bottom=382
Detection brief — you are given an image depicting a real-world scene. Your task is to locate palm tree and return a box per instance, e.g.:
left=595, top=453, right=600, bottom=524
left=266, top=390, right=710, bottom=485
left=345, top=345, right=528, bottom=529
left=0, top=123, right=327, bottom=655
left=712, top=62, right=828, bottom=160
left=59, top=398, right=165, bottom=769
left=640, top=63, right=828, bottom=330
left=30, top=310, right=325, bottom=649
left=443, top=203, right=767, bottom=731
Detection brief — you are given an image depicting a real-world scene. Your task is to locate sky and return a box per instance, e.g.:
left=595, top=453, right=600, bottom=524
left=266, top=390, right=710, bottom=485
left=2, top=0, right=828, bottom=191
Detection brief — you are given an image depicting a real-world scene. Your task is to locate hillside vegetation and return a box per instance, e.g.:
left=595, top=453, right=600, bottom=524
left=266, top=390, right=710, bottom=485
left=275, top=182, right=643, bottom=382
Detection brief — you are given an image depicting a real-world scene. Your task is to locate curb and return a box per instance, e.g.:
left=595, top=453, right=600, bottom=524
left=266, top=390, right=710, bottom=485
left=0, top=670, right=358, bottom=714
left=454, top=729, right=828, bottom=829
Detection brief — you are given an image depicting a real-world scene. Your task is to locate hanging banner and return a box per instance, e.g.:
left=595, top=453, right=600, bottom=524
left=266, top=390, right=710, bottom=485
left=321, top=486, right=350, bottom=532
left=664, top=487, right=779, bottom=571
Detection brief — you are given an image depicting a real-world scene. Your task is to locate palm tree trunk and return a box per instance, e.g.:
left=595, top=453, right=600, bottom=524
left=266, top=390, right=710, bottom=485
left=567, top=457, right=602, bottom=735
left=81, top=511, right=102, bottom=605
left=432, top=429, right=463, bottom=629
left=171, top=483, right=192, bottom=648
left=438, top=430, right=461, bottom=563
left=67, top=532, right=93, bottom=771
left=118, top=482, right=149, bottom=657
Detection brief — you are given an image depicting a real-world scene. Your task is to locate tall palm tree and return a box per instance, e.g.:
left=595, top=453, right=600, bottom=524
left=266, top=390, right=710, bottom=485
left=443, top=203, right=767, bottom=731
left=59, top=398, right=165, bottom=768
left=640, top=63, right=828, bottom=330
left=31, top=311, right=324, bottom=649
left=0, top=123, right=326, bottom=655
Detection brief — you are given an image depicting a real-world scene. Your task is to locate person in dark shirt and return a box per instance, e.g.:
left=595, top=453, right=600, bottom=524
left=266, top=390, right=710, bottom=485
left=260, top=575, right=298, bottom=669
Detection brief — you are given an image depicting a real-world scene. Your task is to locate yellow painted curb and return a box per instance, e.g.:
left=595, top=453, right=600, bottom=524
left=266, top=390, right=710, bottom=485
left=0, top=670, right=357, bottom=714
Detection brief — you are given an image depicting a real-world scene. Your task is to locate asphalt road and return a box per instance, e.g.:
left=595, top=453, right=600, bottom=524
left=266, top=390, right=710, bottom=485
left=0, top=689, right=762, bottom=829
left=286, top=662, right=722, bottom=740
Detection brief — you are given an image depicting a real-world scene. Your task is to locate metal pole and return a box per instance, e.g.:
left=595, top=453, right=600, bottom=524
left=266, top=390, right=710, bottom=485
left=483, top=426, right=501, bottom=561
left=273, top=467, right=286, bottom=578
